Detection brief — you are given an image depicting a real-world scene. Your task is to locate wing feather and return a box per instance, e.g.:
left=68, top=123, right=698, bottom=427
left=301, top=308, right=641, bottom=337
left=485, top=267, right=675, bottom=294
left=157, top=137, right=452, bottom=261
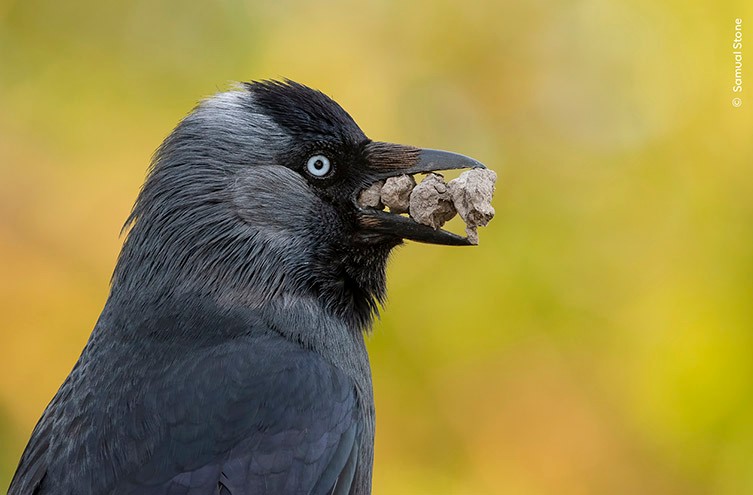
left=10, top=309, right=362, bottom=495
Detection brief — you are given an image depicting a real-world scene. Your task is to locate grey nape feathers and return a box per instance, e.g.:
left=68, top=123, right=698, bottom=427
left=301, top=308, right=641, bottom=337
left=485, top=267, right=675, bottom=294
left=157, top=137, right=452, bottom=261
left=9, top=80, right=486, bottom=495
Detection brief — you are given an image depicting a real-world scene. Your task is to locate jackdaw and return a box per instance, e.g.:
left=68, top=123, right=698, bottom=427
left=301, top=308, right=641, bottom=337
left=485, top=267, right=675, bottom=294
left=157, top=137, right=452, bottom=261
left=9, top=80, right=485, bottom=495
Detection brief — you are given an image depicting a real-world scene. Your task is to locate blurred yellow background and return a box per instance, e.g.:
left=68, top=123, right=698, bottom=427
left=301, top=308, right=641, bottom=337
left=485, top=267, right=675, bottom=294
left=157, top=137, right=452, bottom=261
left=1, top=0, right=752, bottom=493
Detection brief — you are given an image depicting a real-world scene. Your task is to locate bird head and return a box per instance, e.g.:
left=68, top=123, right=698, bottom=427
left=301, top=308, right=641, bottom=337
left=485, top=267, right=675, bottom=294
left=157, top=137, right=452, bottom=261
left=114, top=80, right=485, bottom=331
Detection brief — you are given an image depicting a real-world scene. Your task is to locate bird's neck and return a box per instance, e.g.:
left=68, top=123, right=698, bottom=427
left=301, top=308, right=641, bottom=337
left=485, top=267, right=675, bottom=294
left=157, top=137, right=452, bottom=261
left=310, top=241, right=394, bottom=333
left=111, top=218, right=394, bottom=335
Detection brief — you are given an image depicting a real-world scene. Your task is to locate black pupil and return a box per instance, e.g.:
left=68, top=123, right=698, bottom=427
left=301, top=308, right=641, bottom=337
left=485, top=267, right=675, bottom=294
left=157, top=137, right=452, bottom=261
left=314, top=159, right=324, bottom=169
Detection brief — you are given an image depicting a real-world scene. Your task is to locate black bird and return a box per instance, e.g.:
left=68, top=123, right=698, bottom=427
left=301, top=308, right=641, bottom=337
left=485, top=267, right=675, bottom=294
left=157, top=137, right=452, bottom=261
left=9, top=80, right=485, bottom=495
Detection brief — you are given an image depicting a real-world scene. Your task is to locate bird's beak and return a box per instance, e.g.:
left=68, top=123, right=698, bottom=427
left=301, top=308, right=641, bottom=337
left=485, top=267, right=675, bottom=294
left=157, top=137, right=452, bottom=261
left=356, top=142, right=486, bottom=246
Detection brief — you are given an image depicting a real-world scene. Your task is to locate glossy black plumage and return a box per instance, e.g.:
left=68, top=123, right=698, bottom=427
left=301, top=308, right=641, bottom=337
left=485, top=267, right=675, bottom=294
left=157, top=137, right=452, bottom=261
left=9, top=80, right=483, bottom=495
left=13, top=296, right=367, bottom=495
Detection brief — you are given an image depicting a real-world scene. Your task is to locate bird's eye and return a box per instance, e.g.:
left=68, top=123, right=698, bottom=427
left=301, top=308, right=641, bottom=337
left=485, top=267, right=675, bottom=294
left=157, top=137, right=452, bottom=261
left=306, top=155, right=332, bottom=177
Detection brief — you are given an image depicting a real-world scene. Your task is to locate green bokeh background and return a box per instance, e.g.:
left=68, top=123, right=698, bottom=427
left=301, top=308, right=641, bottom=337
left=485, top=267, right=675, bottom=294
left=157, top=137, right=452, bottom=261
left=1, top=0, right=752, bottom=493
